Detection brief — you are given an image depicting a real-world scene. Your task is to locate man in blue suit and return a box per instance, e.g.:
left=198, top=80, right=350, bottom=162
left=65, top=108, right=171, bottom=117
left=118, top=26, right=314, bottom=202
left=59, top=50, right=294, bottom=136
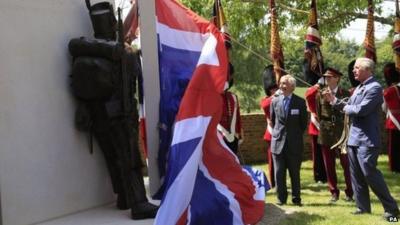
left=270, top=75, right=308, bottom=206
left=324, top=57, right=399, bottom=221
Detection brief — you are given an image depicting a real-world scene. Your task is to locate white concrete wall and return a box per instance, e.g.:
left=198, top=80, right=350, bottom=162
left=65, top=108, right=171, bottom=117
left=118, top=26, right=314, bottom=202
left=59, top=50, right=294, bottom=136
left=0, top=1, right=116, bottom=225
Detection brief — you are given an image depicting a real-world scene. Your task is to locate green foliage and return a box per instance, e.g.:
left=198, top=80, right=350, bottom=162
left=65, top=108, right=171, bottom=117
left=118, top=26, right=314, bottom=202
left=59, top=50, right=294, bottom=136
left=376, top=36, right=396, bottom=85
left=280, top=0, right=385, bottom=37
left=321, top=39, right=360, bottom=89
left=178, top=0, right=393, bottom=112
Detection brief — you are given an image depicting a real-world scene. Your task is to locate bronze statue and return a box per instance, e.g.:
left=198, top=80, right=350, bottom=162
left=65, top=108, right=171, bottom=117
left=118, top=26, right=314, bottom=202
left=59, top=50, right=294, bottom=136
left=68, top=0, right=158, bottom=219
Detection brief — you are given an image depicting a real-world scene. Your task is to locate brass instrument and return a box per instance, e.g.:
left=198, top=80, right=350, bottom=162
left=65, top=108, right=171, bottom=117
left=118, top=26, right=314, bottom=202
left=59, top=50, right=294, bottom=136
left=331, top=115, right=349, bottom=154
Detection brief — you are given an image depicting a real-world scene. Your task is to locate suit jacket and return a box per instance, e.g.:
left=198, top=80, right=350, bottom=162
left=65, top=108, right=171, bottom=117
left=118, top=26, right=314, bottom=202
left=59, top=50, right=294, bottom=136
left=339, top=77, right=383, bottom=147
left=270, top=94, right=308, bottom=154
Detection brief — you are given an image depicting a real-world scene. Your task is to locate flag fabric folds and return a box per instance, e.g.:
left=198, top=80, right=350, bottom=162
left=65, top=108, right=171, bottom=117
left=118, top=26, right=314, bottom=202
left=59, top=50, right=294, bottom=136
left=213, top=0, right=231, bottom=48
left=269, top=0, right=285, bottom=84
left=304, top=0, right=324, bottom=81
left=154, top=0, right=265, bottom=224
left=363, top=0, right=377, bottom=62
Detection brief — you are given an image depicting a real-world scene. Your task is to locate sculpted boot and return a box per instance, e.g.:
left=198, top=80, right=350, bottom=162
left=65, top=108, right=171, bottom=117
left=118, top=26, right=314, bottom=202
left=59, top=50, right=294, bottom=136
left=131, top=201, right=159, bottom=220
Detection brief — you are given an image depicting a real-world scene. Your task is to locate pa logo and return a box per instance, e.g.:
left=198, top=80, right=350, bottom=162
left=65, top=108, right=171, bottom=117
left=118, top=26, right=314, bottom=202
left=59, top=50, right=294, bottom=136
left=388, top=216, right=398, bottom=222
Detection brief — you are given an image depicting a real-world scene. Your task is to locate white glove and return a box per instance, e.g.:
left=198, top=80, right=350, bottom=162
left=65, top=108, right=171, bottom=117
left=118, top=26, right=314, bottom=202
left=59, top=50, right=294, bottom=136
left=317, top=77, right=325, bottom=85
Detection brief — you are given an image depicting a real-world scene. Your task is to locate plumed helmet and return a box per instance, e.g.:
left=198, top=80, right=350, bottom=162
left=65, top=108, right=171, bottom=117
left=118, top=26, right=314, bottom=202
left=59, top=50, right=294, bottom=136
left=383, top=62, right=400, bottom=86
left=348, top=59, right=360, bottom=88
left=303, top=59, right=320, bottom=85
left=262, top=65, right=278, bottom=96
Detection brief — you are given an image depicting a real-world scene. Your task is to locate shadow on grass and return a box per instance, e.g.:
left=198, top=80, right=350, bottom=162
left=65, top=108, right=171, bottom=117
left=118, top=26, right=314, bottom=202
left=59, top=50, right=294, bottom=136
left=257, top=203, right=325, bottom=225
left=277, top=211, right=325, bottom=225
left=301, top=184, right=326, bottom=193
left=256, top=203, right=286, bottom=225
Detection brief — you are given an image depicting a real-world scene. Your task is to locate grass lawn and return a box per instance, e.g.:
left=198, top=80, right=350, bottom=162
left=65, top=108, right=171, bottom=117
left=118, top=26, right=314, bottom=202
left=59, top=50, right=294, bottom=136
left=294, top=87, right=307, bottom=99
left=253, top=155, right=400, bottom=225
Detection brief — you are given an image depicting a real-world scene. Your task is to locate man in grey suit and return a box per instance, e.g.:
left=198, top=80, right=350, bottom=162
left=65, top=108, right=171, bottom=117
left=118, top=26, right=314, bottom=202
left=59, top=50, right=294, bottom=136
left=324, top=57, right=399, bottom=221
left=270, top=75, right=308, bottom=206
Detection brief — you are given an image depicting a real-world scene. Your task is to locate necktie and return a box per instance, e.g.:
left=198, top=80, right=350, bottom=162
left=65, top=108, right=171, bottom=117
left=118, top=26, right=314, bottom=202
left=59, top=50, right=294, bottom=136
left=283, top=96, right=289, bottom=115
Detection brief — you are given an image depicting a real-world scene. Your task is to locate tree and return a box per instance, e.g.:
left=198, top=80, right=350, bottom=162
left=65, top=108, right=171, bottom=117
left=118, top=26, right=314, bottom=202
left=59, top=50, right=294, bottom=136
left=180, top=0, right=395, bottom=111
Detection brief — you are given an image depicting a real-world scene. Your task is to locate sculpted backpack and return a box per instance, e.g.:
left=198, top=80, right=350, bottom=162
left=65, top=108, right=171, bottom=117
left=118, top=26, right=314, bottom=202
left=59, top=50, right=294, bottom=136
left=68, top=37, right=124, bottom=101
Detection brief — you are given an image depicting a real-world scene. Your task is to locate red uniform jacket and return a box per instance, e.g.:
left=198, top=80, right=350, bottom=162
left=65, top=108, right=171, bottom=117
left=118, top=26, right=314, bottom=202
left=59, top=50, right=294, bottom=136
left=305, top=85, right=319, bottom=135
left=383, top=85, right=400, bottom=130
left=260, top=96, right=273, bottom=141
left=220, top=91, right=242, bottom=138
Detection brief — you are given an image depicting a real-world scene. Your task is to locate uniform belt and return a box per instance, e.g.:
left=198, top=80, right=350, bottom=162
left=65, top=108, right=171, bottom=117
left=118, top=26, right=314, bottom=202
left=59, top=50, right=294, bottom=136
left=320, top=115, right=337, bottom=123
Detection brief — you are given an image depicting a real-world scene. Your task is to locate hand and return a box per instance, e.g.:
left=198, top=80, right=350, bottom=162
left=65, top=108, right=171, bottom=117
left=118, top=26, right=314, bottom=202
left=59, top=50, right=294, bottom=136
left=239, top=130, right=244, bottom=144
left=322, top=89, right=334, bottom=103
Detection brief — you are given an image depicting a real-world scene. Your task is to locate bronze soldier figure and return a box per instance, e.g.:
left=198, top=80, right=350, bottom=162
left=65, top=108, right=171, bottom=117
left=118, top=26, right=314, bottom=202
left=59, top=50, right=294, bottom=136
left=68, top=1, right=158, bottom=220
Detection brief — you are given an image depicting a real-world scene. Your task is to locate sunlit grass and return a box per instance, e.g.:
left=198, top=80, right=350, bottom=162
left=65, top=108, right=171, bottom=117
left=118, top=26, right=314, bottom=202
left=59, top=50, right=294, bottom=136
left=253, top=155, right=400, bottom=225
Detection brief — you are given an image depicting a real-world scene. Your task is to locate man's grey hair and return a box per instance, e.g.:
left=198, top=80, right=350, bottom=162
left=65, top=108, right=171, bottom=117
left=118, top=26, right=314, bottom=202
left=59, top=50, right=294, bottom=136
left=280, top=74, right=296, bottom=88
left=356, top=57, right=375, bottom=72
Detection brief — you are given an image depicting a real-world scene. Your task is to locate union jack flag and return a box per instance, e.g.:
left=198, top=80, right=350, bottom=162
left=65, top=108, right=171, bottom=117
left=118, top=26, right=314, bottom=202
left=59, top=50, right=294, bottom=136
left=154, top=0, right=267, bottom=224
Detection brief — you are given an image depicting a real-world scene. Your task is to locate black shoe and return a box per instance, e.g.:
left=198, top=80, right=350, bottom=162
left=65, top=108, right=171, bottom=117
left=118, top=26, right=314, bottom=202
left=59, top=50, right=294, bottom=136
left=292, top=197, right=302, bottom=206
left=383, top=211, right=399, bottom=222
left=351, top=208, right=369, bottom=215
left=344, top=196, right=354, bottom=202
left=329, top=195, right=339, bottom=203
left=292, top=201, right=303, bottom=207
left=131, top=202, right=159, bottom=220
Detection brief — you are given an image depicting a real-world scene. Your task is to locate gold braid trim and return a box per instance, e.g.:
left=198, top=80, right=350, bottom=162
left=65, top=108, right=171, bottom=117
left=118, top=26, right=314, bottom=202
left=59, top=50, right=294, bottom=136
left=217, top=1, right=227, bottom=31
left=363, top=0, right=376, bottom=62
left=308, top=0, right=318, bottom=28
left=395, top=12, right=400, bottom=70
left=395, top=17, right=400, bottom=33
left=270, top=0, right=284, bottom=83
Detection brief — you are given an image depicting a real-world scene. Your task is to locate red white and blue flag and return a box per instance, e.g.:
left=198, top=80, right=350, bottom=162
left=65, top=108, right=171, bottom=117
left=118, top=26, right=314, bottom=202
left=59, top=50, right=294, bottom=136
left=154, top=0, right=266, bottom=224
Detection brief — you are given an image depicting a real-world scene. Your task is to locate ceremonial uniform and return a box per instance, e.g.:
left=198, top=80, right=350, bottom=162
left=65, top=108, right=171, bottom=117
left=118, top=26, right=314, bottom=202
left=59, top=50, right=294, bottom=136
left=261, top=96, right=275, bottom=187
left=317, top=86, right=353, bottom=200
left=305, top=85, right=327, bottom=183
left=383, top=84, right=400, bottom=172
left=218, top=91, right=242, bottom=154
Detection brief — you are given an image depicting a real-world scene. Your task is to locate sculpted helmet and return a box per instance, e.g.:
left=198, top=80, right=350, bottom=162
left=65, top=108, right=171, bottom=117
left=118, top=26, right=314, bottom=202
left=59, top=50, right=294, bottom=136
left=85, top=0, right=117, bottom=40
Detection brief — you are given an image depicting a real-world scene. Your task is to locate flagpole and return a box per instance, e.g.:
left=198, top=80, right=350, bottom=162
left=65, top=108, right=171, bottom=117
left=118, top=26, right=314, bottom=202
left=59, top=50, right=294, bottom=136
left=138, top=0, right=161, bottom=196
